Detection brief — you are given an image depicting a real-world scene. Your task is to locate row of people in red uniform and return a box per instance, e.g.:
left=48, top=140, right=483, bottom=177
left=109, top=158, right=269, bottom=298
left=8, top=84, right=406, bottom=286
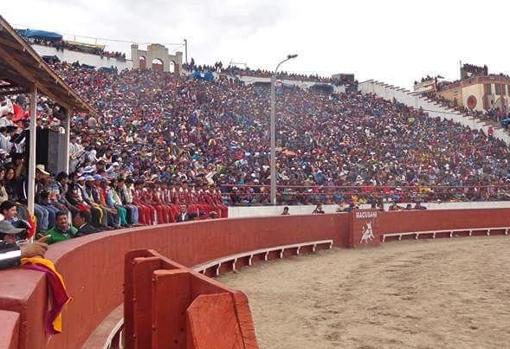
left=132, top=183, right=228, bottom=225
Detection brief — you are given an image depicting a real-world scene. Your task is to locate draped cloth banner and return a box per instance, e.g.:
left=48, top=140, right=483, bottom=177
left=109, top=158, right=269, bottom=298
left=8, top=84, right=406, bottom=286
left=21, top=257, right=71, bottom=334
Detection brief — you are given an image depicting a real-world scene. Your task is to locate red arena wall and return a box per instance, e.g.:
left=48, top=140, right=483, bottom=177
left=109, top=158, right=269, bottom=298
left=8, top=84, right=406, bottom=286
left=1, top=209, right=510, bottom=349
left=0, top=214, right=348, bottom=349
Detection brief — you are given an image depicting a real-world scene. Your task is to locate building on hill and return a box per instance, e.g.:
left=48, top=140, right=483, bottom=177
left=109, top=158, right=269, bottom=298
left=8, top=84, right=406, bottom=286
left=414, top=64, right=510, bottom=114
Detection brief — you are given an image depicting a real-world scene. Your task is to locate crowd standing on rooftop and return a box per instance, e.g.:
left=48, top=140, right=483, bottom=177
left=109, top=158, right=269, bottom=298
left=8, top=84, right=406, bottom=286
left=25, top=37, right=127, bottom=61
left=184, top=59, right=336, bottom=84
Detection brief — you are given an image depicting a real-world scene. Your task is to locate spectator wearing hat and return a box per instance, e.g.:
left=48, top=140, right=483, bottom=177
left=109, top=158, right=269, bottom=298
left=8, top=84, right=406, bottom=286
left=0, top=212, right=27, bottom=245
left=92, top=177, right=120, bottom=228
left=0, top=221, right=49, bottom=270
left=91, top=174, right=117, bottom=228
left=83, top=175, right=108, bottom=228
left=123, top=178, right=141, bottom=225
left=45, top=211, right=78, bottom=244
left=107, top=178, right=129, bottom=227
left=75, top=175, right=101, bottom=223
left=115, top=177, right=139, bottom=225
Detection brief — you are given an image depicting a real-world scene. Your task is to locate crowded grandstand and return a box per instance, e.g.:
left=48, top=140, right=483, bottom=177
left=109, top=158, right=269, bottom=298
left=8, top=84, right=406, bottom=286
left=3, top=2, right=510, bottom=348
left=0, top=30, right=509, bottom=243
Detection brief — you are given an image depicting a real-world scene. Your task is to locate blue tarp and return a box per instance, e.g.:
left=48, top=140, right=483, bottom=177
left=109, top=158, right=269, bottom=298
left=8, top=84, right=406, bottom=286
left=501, top=117, right=510, bottom=129
left=192, top=70, right=214, bottom=82
left=17, top=29, right=63, bottom=41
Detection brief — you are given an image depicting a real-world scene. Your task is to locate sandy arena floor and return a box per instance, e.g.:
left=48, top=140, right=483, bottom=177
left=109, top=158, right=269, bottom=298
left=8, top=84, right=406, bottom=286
left=219, top=236, right=510, bottom=349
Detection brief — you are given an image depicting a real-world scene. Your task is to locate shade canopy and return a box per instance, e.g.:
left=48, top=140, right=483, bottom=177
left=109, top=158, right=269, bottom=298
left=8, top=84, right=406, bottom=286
left=17, top=29, right=63, bottom=42
left=0, top=16, right=94, bottom=113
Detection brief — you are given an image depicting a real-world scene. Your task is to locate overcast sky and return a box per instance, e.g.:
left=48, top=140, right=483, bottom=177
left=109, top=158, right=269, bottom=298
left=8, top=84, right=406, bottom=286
left=2, top=0, right=509, bottom=88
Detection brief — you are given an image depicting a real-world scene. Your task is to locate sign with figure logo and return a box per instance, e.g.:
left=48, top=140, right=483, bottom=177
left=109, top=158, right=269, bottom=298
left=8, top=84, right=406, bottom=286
left=360, top=222, right=375, bottom=244
left=348, top=210, right=380, bottom=248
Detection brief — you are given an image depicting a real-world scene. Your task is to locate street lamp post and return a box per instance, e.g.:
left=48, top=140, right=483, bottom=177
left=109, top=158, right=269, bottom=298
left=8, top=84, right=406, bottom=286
left=183, top=39, right=188, bottom=64
left=270, top=54, right=298, bottom=205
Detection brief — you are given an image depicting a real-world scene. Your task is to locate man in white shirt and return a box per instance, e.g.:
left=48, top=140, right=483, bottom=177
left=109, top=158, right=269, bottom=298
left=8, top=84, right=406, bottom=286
left=0, top=127, right=12, bottom=153
left=0, top=112, right=15, bottom=128
left=69, top=136, right=84, bottom=173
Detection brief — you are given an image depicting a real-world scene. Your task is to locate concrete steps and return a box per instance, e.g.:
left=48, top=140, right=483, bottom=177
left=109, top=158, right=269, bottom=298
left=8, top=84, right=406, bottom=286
left=358, top=80, right=510, bottom=145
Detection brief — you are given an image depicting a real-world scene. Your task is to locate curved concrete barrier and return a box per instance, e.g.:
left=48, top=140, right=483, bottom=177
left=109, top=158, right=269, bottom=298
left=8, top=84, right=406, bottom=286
left=0, top=311, right=19, bottom=349
left=0, top=214, right=348, bottom=349
left=1, top=209, right=509, bottom=349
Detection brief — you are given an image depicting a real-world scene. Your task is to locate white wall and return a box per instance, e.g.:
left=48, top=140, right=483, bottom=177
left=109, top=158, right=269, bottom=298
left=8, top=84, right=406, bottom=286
left=462, top=83, right=486, bottom=112
left=239, top=76, right=346, bottom=94
left=228, top=201, right=510, bottom=218
left=32, top=44, right=132, bottom=71
left=358, top=80, right=510, bottom=144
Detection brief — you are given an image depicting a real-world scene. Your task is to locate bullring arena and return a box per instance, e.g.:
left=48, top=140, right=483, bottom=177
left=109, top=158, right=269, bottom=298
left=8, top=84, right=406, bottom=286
left=3, top=208, right=510, bottom=348
left=2, top=5, right=510, bottom=348
left=221, top=237, right=510, bottom=349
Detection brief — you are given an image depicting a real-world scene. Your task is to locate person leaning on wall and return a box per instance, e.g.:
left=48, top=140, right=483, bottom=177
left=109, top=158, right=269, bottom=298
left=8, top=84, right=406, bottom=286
left=0, top=220, right=49, bottom=270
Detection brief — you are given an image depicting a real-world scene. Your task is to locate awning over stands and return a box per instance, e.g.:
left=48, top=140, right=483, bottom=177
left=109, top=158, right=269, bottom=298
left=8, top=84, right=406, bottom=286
left=0, top=16, right=94, bottom=113
left=0, top=15, right=95, bottom=219
left=16, top=29, right=63, bottom=42
left=192, top=70, right=214, bottom=81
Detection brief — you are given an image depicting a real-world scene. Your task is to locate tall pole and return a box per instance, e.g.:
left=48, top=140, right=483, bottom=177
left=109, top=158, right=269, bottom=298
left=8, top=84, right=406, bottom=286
left=184, top=39, right=188, bottom=64
left=63, top=110, right=71, bottom=173
left=269, top=54, right=298, bottom=205
left=270, top=75, right=277, bottom=205
left=27, top=87, right=37, bottom=224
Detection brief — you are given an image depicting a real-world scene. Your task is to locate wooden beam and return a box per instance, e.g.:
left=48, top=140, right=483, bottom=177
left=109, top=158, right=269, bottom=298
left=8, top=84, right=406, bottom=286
left=0, top=44, right=73, bottom=110
left=0, top=35, right=23, bottom=51
left=1, top=47, right=92, bottom=113
left=2, top=46, right=52, bottom=82
left=0, top=88, right=27, bottom=96
left=0, top=66, right=31, bottom=87
left=0, top=16, right=95, bottom=113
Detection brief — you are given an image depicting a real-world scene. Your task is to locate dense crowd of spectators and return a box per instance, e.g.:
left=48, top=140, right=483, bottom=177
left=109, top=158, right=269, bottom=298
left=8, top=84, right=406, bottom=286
left=2, top=59, right=510, bottom=244
left=51, top=62, right=510, bottom=206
